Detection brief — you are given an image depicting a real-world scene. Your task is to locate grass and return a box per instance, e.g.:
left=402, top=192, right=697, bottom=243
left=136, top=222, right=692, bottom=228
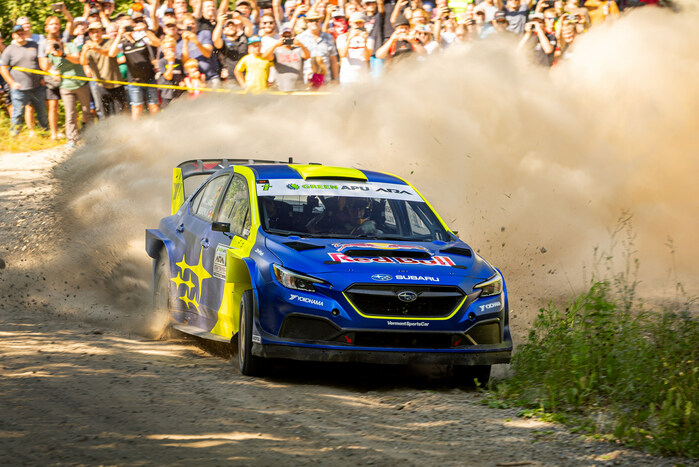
left=488, top=215, right=699, bottom=458
left=0, top=109, right=66, bottom=153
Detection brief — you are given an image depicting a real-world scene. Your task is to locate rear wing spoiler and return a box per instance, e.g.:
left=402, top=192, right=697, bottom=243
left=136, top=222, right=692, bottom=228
left=171, top=158, right=294, bottom=215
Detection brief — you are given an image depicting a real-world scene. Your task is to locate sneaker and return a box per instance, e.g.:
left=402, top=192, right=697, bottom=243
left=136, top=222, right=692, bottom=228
left=66, top=141, right=76, bottom=149
left=10, top=128, right=20, bottom=137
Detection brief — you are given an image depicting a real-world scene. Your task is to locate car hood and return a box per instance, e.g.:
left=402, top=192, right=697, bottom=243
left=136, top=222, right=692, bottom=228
left=264, top=235, right=496, bottom=287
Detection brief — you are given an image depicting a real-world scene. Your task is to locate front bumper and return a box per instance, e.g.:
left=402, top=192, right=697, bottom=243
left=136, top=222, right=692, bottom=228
left=252, top=339, right=513, bottom=365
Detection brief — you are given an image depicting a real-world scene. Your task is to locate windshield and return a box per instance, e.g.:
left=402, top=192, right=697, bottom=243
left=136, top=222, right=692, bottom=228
left=259, top=195, right=451, bottom=241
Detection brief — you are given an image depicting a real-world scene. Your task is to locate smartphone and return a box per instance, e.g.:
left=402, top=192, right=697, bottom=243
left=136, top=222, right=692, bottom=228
left=50, top=3, right=63, bottom=12
left=125, top=25, right=134, bottom=32
left=226, top=12, right=233, bottom=20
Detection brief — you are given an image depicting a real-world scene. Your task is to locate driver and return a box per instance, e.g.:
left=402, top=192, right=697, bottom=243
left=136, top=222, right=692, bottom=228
left=336, top=197, right=381, bottom=235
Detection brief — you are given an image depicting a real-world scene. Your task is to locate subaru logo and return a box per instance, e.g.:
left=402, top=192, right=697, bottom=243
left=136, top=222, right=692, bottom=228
left=371, top=274, right=392, bottom=281
left=397, top=291, right=418, bottom=302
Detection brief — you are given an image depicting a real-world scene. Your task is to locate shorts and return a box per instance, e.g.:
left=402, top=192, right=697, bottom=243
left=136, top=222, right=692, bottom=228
left=127, top=81, right=159, bottom=106
left=46, top=82, right=61, bottom=101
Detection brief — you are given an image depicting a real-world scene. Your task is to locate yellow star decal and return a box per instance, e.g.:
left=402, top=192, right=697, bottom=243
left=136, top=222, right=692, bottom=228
left=179, top=292, right=198, bottom=310
left=170, top=272, right=194, bottom=292
left=172, top=247, right=212, bottom=313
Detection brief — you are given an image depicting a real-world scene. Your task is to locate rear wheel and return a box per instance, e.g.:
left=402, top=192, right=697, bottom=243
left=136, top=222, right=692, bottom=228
left=453, top=365, right=491, bottom=387
left=238, top=290, right=265, bottom=376
left=150, top=251, right=174, bottom=339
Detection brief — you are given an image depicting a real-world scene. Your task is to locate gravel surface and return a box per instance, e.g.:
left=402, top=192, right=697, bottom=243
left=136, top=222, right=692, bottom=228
left=0, top=148, right=694, bottom=466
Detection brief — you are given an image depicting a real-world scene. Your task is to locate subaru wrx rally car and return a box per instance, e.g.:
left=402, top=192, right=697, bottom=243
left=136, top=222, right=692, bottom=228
left=145, top=159, right=512, bottom=381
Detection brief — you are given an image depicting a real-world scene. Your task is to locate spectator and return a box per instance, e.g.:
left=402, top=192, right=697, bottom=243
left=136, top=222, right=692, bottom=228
left=259, top=14, right=280, bottom=54
left=481, top=11, right=511, bottom=38
left=39, top=17, right=67, bottom=140
left=363, top=0, right=383, bottom=47
left=328, top=8, right=349, bottom=40
left=234, top=36, right=271, bottom=93
left=473, top=0, right=503, bottom=23
left=309, top=56, right=327, bottom=90
left=212, top=15, right=249, bottom=85
left=336, top=13, right=372, bottom=85
left=517, top=11, right=556, bottom=66
left=414, top=24, right=440, bottom=57
left=81, top=22, right=129, bottom=117
left=184, top=58, right=206, bottom=98
left=16, top=17, right=45, bottom=44
left=196, top=0, right=220, bottom=33
left=66, top=17, right=88, bottom=47
left=0, top=26, right=49, bottom=137
left=263, top=27, right=310, bottom=92
left=584, top=0, right=619, bottom=25
left=45, top=37, right=93, bottom=148
left=433, top=7, right=458, bottom=47
left=554, top=18, right=578, bottom=63
left=503, top=0, right=530, bottom=34
left=297, top=12, right=339, bottom=85
left=177, top=14, right=220, bottom=88
left=156, top=38, right=185, bottom=107
left=109, top=15, right=161, bottom=119
left=375, top=15, right=426, bottom=64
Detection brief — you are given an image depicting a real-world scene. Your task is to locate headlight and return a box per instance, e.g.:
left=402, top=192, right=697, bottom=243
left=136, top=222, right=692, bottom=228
left=272, top=264, right=325, bottom=292
left=474, top=273, right=503, bottom=297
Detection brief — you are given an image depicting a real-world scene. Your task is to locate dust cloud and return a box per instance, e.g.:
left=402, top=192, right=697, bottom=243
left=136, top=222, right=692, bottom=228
left=53, top=5, right=699, bottom=334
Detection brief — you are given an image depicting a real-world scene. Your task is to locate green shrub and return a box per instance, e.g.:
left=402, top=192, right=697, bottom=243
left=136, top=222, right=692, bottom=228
left=493, top=217, right=698, bottom=458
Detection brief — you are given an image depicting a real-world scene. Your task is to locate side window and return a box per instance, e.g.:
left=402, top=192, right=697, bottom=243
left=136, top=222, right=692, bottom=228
left=405, top=202, right=430, bottom=236
left=194, top=175, right=230, bottom=222
left=217, top=175, right=251, bottom=238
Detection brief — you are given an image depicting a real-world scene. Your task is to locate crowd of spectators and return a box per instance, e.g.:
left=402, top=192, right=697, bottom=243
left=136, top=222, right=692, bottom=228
left=0, top=0, right=663, bottom=145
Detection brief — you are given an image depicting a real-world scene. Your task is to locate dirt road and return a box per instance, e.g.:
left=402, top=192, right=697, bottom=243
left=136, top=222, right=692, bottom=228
left=0, top=149, right=688, bottom=466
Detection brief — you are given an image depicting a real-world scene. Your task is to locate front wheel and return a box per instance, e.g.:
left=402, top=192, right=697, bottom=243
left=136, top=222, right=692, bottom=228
left=237, top=290, right=266, bottom=376
left=453, top=365, right=491, bottom=387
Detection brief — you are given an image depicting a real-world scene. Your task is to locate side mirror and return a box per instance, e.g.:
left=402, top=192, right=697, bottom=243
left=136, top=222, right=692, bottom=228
left=212, top=221, right=231, bottom=232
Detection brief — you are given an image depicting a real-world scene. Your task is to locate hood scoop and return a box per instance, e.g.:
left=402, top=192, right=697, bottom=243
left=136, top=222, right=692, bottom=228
left=440, top=246, right=472, bottom=257
left=284, top=241, right=325, bottom=251
left=343, top=249, right=431, bottom=259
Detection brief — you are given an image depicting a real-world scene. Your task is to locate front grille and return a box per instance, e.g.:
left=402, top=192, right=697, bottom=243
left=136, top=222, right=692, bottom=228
left=345, top=284, right=465, bottom=318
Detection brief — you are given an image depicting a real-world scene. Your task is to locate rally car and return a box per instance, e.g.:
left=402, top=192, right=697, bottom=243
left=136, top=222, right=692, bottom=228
left=145, top=159, right=512, bottom=382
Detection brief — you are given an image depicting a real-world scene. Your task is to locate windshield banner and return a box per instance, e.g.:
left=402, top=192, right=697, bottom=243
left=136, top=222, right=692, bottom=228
left=256, top=179, right=422, bottom=201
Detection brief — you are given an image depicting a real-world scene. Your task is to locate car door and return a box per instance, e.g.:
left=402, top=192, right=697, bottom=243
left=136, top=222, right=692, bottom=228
left=199, top=173, right=253, bottom=320
left=175, top=174, right=231, bottom=326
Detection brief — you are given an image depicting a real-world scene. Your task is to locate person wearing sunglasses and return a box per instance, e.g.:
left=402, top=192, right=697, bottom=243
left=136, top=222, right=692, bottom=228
left=296, top=12, right=340, bottom=85
left=517, top=10, right=555, bottom=66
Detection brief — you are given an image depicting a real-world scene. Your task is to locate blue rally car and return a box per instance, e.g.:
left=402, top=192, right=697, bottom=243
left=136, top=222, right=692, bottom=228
left=145, top=159, right=512, bottom=382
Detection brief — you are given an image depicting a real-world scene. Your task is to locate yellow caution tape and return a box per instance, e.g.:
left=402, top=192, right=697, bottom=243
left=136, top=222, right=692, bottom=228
left=10, top=66, right=329, bottom=95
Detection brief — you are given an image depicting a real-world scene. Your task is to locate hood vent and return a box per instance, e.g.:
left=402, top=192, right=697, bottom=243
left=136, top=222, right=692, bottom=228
left=284, top=241, right=325, bottom=252
left=440, top=246, right=472, bottom=257
left=343, top=249, right=431, bottom=259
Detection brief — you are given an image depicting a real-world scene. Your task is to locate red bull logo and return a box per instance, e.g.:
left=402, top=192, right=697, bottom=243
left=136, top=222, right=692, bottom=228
left=328, top=253, right=455, bottom=266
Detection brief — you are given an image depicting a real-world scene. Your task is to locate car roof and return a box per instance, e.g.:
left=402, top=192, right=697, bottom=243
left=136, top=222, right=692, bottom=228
left=232, top=163, right=409, bottom=185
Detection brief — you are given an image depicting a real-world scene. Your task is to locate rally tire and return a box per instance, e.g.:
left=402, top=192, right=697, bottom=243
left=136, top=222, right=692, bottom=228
left=453, top=365, right=491, bottom=387
left=151, top=250, right=174, bottom=340
left=238, top=290, right=266, bottom=376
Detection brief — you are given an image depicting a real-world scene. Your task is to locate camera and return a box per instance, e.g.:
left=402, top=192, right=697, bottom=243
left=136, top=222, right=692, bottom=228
left=186, top=25, right=194, bottom=32
left=527, top=22, right=537, bottom=31
left=50, top=3, right=63, bottom=12
left=282, top=37, right=294, bottom=46
left=564, top=14, right=577, bottom=21
left=52, top=42, right=61, bottom=51
left=226, top=12, right=233, bottom=20
left=125, top=25, right=134, bottom=32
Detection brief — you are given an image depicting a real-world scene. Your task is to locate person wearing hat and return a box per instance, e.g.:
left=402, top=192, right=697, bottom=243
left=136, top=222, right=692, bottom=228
left=328, top=7, right=349, bottom=40
left=212, top=13, right=249, bottom=84
left=480, top=10, right=510, bottom=38
left=81, top=22, right=129, bottom=118
left=375, top=14, right=425, bottom=64
left=518, top=11, right=555, bottom=66
left=414, top=24, right=439, bottom=56
left=296, top=11, right=339, bottom=85
left=336, top=12, right=371, bottom=85
left=0, top=25, right=49, bottom=137
left=44, top=35, right=93, bottom=147
left=176, top=14, right=221, bottom=87
left=234, top=36, right=271, bottom=92
left=262, top=26, right=309, bottom=92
